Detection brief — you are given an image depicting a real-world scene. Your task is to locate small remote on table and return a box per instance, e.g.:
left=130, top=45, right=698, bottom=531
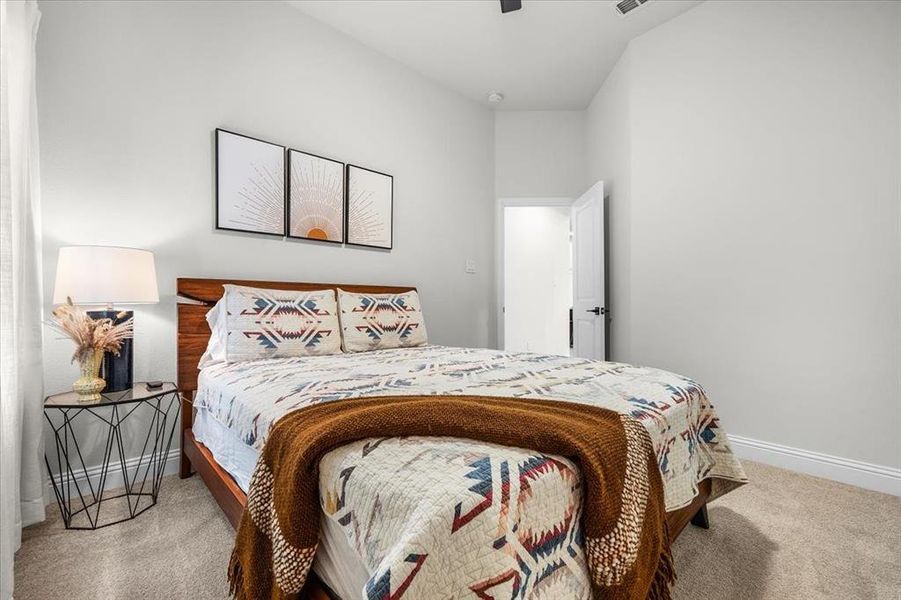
left=146, top=381, right=163, bottom=389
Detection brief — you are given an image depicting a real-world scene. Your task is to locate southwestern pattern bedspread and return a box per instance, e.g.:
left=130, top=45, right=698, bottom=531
left=196, top=345, right=747, bottom=599
left=229, top=395, right=674, bottom=600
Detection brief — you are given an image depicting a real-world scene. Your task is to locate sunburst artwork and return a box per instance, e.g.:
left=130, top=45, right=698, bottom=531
left=287, top=149, right=345, bottom=243
left=346, top=164, right=393, bottom=250
left=216, top=129, right=285, bottom=236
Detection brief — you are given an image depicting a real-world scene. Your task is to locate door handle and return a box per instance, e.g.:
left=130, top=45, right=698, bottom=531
left=586, top=307, right=606, bottom=315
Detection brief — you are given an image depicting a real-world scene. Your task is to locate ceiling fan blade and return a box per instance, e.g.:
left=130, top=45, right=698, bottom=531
left=500, top=0, right=522, bottom=14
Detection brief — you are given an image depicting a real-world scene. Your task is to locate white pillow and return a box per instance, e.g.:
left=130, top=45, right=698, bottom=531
left=197, top=298, right=227, bottom=370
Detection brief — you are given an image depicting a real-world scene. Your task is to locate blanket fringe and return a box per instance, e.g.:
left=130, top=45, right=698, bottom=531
left=228, top=548, right=246, bottom=600
left=647, top=525, right=676, bottom=600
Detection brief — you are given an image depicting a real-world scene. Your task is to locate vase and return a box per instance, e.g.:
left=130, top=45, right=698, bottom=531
left=73, top=349, right=106, bottom=402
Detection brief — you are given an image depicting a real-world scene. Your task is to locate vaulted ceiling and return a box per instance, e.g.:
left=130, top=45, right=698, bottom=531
left=289, top=0, right=701, bottom=110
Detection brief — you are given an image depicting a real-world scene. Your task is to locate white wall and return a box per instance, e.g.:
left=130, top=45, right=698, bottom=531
left=503, top=206, right=571, bottom=355
left=36, top=1, right=495, bottom=466
left=585, top=49, right=632, bottom=362
left=586, top=0, right=901, bottom=470
left=494, top=111, right=586, bottom=199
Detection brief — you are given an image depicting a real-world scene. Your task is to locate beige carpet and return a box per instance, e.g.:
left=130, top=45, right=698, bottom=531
left=14, top=460, right=901, bottom=599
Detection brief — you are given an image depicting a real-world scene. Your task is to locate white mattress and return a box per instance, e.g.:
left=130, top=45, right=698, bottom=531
left=193, top=408, right=369, bottom=600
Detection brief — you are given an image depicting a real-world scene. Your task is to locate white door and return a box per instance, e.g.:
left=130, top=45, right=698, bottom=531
left=571, top=182, right=606, bottom=360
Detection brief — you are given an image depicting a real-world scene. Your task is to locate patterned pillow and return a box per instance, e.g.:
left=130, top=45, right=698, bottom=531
left=337, top=289, right=428, bottom=352
left=224, top=285, right=342, bottom=362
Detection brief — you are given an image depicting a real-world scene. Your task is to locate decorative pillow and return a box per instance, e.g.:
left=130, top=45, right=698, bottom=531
left=337, top=289, right=428, bottom=352
left=224, top=285, right=342, bottom=362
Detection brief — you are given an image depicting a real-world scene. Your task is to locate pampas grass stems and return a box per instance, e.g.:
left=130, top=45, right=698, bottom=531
left=48, top=297, right=134, bottom=364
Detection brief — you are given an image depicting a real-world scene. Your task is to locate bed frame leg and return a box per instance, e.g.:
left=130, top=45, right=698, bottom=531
left=179, top=393, right=194, bottom=479
left=179, top=445, right=193, bottom=478
left=690, top=504, right=709, bottom=529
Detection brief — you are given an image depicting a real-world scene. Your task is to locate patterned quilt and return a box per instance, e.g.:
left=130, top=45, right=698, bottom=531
left=196, top=345, right=747, bottom=599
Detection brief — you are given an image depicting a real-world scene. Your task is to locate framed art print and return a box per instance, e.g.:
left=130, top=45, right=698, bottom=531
left=215, top=129, right=285, bottom=236
left=346, top=164, right=393, bottom=249
left=287, top=149, right=345, bottom=243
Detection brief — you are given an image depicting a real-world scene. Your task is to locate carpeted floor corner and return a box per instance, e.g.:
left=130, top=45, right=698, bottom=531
left=13, top=460, right=901, bottom=599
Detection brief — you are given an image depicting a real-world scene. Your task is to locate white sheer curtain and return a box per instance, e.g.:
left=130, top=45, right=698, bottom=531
left=0, top=1, right=45, bottom=598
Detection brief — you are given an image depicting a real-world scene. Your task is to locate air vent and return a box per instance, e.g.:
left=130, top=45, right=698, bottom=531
left=614, top=0, right=649, bottom=16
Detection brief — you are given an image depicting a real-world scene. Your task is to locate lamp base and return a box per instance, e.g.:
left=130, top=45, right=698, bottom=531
left=88, top=310, right=133, bottom=393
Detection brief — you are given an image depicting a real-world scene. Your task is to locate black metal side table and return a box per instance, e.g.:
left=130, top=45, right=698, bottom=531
left=43, top=382, right=179, bottom=529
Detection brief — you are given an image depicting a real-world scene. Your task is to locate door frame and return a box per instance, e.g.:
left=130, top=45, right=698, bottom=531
left=495, top=197, right=574, bottom=351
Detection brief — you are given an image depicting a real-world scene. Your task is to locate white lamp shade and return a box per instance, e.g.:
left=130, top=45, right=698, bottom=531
left=52, top=246, right=160, bottom=305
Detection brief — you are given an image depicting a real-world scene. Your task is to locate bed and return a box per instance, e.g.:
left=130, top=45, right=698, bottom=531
left=176, top=277, right=747, bottom=599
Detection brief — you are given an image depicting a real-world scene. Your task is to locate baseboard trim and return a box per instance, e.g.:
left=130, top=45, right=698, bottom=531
left=44, top=448, right=181, bottom=506
left=729, top=434, right=900, bottom=496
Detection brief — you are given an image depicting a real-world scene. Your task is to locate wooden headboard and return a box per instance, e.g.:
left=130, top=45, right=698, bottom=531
left=176, top=277, right=417, bottom=395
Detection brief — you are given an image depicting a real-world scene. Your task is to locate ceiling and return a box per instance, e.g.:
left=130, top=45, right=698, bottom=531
left=288, top=0, right=701, bottom=110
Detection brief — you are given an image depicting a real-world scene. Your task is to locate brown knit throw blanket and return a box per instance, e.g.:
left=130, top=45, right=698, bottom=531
left=228, top=395, right=674, bottom=600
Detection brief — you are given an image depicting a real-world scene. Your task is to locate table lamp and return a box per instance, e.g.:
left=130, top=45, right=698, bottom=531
left=52, top=246, right=159, bottom=392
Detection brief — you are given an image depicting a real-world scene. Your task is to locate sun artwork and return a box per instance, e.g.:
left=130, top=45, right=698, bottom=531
left=289, top=150, right=345, bottom=242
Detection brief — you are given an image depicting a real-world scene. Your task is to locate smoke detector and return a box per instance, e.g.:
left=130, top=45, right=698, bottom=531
left=487, top=91, right=505, bottom=104
left=613, top=0, right=650, bottom=17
